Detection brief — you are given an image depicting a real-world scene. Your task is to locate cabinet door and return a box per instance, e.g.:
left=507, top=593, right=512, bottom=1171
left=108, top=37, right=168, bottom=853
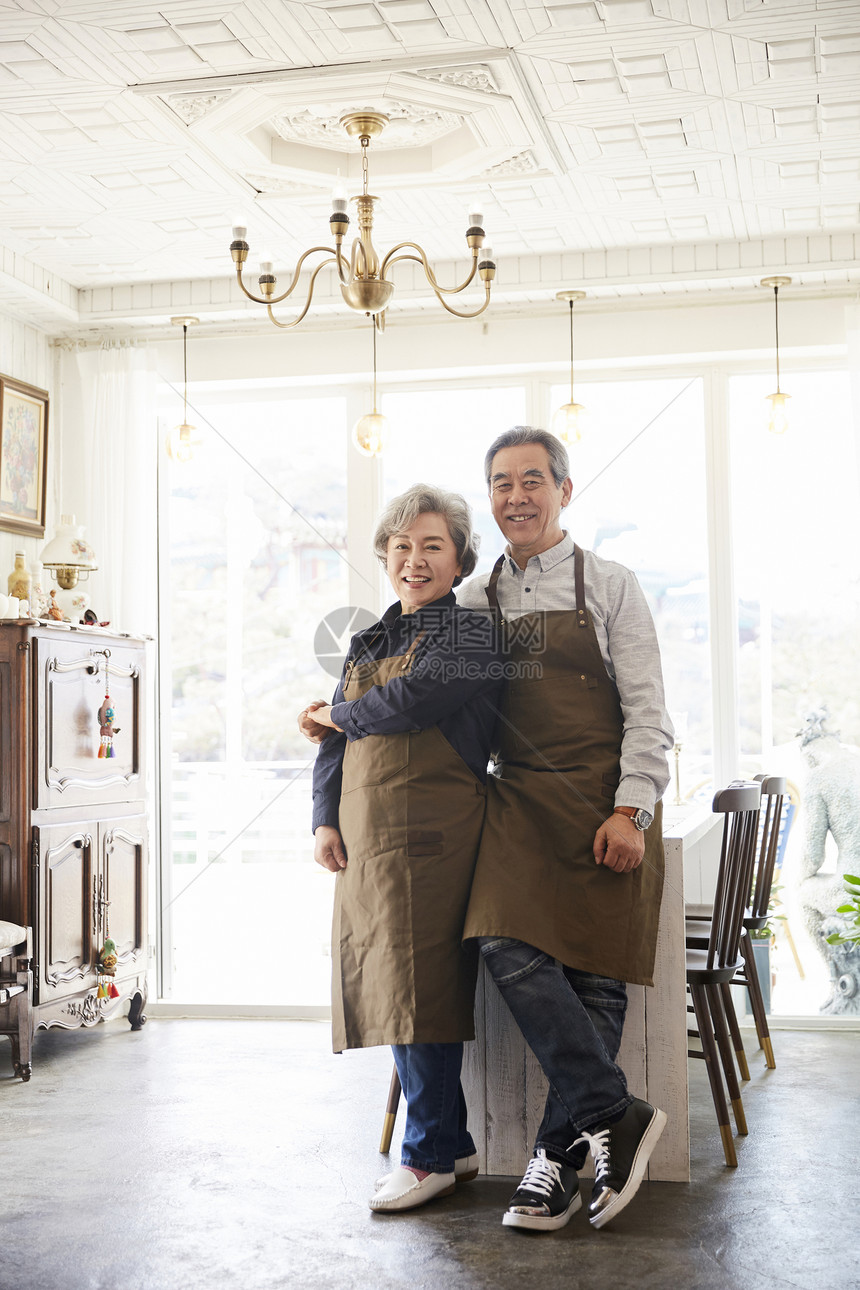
left=34, top=823, right=97, bottom=1004
left=34, top=637, right=145, bottom=811
left=100, top=817, right=147, bottom=978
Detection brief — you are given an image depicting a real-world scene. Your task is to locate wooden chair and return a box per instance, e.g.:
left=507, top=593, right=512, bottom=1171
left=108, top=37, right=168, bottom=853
left=0, top=921, right=33, bottom=1081
left=688, top=775, right=786, bottom=1078
left=728, top=775, right=786, bottom=1071
left=686, top=781, right=761, bottom=1166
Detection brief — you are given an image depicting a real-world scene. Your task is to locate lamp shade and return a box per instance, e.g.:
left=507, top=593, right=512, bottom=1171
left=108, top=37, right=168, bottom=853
left=40, top=515, right=98, bottom=572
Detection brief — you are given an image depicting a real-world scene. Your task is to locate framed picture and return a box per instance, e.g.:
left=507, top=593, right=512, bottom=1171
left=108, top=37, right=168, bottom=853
left=0, top=374, right=49, bottom=537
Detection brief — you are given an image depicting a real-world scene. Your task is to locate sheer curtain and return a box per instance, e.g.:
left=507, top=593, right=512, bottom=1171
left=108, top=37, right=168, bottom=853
left=72, top=343, right=157, bottom=635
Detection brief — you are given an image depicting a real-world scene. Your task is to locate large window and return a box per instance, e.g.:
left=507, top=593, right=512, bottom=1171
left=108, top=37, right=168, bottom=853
left=550, top=377, right=712, bottom=798
left=161, top=393, right=348, bottom=1005
left=730, top=369, right=860, bottom=1016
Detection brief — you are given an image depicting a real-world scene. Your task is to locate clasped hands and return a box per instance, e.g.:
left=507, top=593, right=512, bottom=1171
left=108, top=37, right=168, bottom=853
left=297, top=701, right=342, bottom=743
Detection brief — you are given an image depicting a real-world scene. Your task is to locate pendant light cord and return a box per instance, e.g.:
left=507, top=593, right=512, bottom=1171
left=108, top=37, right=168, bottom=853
left=372, top=316, right=378, bottom=413
left=773, top=286, right=781, bottom=394
left=183, top=323, right=188, bottom=421
left=569, top=299, right=575, bottom=404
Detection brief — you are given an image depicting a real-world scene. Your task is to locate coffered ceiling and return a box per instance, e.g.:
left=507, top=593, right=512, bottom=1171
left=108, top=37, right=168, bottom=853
left=0, top=0, right=858, bottom=332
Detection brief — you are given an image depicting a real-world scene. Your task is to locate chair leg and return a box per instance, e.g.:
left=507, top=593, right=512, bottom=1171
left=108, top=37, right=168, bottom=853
left=689, top=982, right=737, bottom=1167
left=707, top=984, right=748, bottom=1136
left=379, top=1063, right=402, bottom=1154
left=720, top=980, right=750, bottom=1081
left=742, top=929, right=776, bottom=1068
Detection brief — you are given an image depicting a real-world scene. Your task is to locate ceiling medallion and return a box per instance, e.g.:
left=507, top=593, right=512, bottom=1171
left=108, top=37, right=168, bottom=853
left=270, top=101, right=461, bottom=150
left=229, top=109, right=495, bottom=329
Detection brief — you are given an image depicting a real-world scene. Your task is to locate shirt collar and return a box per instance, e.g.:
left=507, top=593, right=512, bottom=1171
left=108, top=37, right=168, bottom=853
left=379, top=589, right=457, bottom=627
left=504, top=530, right=574, bottom=574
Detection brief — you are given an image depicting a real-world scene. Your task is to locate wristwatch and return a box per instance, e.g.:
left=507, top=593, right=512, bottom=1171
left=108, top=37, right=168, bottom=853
left=613, top=806, right=654, bottom=832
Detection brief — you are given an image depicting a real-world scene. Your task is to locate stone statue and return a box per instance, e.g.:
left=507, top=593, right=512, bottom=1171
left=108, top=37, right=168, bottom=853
left=795, top=707, right=860, bottom=1014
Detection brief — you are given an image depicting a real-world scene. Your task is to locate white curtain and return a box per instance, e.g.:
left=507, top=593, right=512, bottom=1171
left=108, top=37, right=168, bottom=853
left=73, top=344, right=157, bottom=636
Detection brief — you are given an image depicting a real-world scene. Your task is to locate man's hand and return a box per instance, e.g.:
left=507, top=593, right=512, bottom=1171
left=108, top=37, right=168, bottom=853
left=298, top=700, right=330, bottom=744
left=593, top=813, right=645, bottom=874
left=314, top=825, right=347, bottom=872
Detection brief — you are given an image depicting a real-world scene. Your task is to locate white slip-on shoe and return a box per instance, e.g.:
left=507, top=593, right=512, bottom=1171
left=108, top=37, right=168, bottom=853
left=369, top=1167, right=456, bottom=1212
left=375, top=1152, right=478, bottom=1191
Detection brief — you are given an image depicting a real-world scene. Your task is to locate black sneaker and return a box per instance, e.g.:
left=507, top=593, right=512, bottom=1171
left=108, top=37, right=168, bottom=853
left=575, top=1098, right=667, bottom=1230
left=502, top=1148, right=582, bottom=1232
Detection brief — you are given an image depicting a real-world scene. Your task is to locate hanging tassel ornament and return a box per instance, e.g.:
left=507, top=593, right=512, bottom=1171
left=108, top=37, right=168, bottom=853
left=96, top=649, right=120, bottom=758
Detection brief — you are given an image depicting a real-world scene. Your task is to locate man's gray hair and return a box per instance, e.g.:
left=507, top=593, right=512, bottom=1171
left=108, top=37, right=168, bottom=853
left=484, top=426, right=570, bottom=489
left=373, top=484, right=479, bottom=587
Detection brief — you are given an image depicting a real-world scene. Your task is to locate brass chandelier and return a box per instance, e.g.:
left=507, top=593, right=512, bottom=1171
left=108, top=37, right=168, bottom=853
left=229, top=110, right=496, bottom=328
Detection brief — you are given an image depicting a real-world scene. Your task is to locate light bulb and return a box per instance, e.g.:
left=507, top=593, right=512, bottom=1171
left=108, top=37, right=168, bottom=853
left=231, top=213, right=248, bottom=241
left=552, top=402, right=586, bottom=445
left=259, top=251, right=274, bottom=274
left=331, top=177, right=349, bottom=214
left=165, top=422, right=201, bottom=464
left=352, top=412, right=388, bottom=458
left=467, top=199, right=484, bottom=227
left=480, top=244, right=494, bottom=265
left=766, top=391, right=789, bottom=435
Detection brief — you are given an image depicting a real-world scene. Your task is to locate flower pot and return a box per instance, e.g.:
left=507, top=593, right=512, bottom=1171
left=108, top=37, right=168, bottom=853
left=745, top=937, right=773, bottom=1015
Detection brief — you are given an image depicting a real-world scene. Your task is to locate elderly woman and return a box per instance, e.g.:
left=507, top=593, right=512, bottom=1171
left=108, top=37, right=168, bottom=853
left=301, top=484, right=502, bottom=1213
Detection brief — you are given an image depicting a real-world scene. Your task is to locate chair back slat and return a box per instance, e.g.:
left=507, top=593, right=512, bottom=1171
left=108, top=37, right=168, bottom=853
left=707, top=781, right=762, bottom=970
left=750, top=774, right=787, bottom=920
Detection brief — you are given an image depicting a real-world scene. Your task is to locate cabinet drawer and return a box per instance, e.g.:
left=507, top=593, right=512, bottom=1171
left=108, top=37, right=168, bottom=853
left=34, top=638, right=145, bottom=810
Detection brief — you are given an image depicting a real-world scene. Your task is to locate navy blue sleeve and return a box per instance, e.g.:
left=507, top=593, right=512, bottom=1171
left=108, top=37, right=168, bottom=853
left=311, top=672, right=348, bottom=833
left=329, top=611, right=502, bottom=740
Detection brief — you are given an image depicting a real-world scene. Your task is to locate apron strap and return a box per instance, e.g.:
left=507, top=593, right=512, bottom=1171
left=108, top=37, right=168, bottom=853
left=486, top=554, right=506, bottom=614
left=399, top=629, right=427, bottom=672
left=574, top=543, right=588, bottom=628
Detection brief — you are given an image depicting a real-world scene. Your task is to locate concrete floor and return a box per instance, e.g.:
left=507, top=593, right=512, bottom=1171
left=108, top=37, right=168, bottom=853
left=1, top=1020, right=856, bottom=1290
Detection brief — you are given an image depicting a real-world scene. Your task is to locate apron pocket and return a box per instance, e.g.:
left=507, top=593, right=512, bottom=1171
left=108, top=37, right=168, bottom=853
left=407, top=829, right=444, bottom=857
left=341, top=733, right=408, bottom=792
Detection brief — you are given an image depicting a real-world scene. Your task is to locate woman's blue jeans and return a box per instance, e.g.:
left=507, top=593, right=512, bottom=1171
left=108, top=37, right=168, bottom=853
left=478, top=937, right=633, bottom=1169
left=391, top=1043, right=476, bottom=1174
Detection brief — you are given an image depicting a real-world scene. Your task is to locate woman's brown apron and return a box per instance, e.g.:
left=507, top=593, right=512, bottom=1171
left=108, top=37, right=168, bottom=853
left=331, top=629, right=486, bottom=1052
left=463, top=546, right=664, bottom=986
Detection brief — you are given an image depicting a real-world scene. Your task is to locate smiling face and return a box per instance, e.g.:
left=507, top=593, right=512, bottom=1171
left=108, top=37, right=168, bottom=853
left=386, top=511, right=463, bottom=613
left=489, top=443, right=572, bottom=567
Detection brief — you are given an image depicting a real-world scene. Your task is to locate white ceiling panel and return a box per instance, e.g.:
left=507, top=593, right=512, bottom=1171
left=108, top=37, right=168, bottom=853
left=0, top=0, right=856, bottom=330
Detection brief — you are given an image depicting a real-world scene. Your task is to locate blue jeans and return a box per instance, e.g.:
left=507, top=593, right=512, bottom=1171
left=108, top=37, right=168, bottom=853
left=392, top=1043, right=476, bottom=1174
left=479, top=937, right=633, bottom=1169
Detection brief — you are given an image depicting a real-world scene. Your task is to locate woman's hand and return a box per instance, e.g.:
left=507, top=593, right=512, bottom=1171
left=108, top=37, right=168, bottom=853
left=309, top=705, right=344, bottom=733
left=314, top=825, right=347, bottom=872
left=298, top=700, right=331, bottom=744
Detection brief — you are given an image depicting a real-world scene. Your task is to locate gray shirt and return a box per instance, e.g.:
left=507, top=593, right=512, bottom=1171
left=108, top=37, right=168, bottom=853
left=456, top=531, right=673, bottom=813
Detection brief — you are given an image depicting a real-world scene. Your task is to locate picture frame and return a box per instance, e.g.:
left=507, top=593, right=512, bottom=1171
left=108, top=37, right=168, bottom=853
left=0, top=373, right=49, bottom=538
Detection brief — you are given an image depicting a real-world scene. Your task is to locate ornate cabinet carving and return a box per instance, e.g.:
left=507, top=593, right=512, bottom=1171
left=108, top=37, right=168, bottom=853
left=0, top=622, right=149, bottom=1035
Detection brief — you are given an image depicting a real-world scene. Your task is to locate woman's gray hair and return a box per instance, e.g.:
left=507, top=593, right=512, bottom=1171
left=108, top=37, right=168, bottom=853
left=484, top=425, right=570, bottom=489
left=373, top=484, right=479, bottom=587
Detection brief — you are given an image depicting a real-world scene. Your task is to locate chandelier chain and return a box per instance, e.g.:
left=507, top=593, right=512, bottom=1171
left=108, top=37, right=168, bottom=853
left=362, top=139, right=369, bottom=197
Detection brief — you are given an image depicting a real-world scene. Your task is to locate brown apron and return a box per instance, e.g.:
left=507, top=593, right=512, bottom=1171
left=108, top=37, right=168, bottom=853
left=463, top=546, right=664, bottom=986
left=331, top=628, right=486, bottom=1052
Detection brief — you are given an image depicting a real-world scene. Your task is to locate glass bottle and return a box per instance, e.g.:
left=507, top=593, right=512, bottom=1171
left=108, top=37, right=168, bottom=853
left=7, top=552, right=31, bottom=601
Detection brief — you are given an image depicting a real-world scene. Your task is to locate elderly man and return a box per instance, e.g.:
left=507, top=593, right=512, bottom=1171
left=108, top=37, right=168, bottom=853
left=458, top=425, right=673, bottom=1233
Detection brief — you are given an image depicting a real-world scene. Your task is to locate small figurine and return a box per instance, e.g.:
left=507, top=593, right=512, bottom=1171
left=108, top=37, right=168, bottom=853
left=47, top=590, right=64, bottom=621
left=97, top=695, right=120, bottom=758
left=97, top=936, right=118, bottom=977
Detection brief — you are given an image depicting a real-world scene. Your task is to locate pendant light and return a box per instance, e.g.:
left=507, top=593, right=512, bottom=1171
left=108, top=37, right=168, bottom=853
left=165, top=316, right=202, bottom=462
left=760, top=277, right=791, bottom=435
left=352, top=316, right=388, bottom=458
left=552, top=290, right=586, bottom=444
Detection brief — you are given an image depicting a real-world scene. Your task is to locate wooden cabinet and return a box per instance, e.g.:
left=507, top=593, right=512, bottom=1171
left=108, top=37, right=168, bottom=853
left=0, top=622, right=149, bottom=1036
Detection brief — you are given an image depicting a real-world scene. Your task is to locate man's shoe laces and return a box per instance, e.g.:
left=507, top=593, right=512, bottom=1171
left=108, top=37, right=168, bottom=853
left=518, top=1152, right=564, bottom=1198
left=572, top=1127, right=612, bottom=1183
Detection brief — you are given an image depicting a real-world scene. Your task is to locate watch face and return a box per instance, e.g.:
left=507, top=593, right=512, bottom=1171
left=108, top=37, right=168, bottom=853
left=634, top=809, right=654, bottom=831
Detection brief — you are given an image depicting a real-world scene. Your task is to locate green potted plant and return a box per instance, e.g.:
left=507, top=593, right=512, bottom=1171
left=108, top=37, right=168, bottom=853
left=825, top=874, right=860, bottom=947
left=746, top=885, right=786, bottom=1015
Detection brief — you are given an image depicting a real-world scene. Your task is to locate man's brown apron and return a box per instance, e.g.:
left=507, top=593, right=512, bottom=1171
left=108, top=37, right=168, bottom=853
left=463, top=546, right=664, bottom=986
left=331, top=629, right=486, bottom=1052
